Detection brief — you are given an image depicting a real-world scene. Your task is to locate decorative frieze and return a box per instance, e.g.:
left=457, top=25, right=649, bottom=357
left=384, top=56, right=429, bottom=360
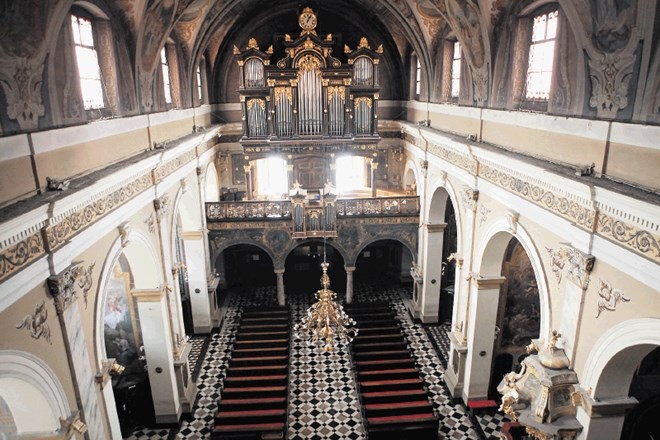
left=596, top=279, right=630, bottom=318
left=427, top=142, right=478, bottom=174
left=153, top=149, right=198, bottom=183
left=596, top=213, right=660, bottom=263
left=44, top=173, right=152, bottom=251
left=0, top=232, right=45, bottom=283
left=16, top=301, right=51, bottom=344
left=480, top=164, right=596, bottom=231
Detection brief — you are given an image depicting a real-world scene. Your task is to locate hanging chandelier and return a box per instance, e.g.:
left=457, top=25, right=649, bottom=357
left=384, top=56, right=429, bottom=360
left=295, top=261, right=358, bottom=352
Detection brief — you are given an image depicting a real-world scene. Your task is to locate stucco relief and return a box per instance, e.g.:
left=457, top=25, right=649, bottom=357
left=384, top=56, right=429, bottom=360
left=545, top=245, right=595, bottom=290
left=16, top=301, right=52, bottom=344
left=0, top=232, right=45, bottom=283
left=596, top=278, right=630, bottom=318
left=587, top=47, right=637, bottom=118
left=596, top=212, right=660, bottom=263
left=590, top=0, right=636, bottom=53
left=47, top=261, right=96, bottom=314
left=0, top=57, right=46, bottom=130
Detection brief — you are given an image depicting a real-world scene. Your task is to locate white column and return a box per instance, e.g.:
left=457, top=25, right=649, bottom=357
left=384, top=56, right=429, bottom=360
left=345, top=266, right=355, bottom=304
left=557, top=246, right=594, bottom=364
left=133, top=289, right=181, bottom=424
left=576, top=395, right=637, bottom=440
left=462, top=275, right=505, bottom=402
left=420, top=222, right=446, bottom=323
left=275, top=269, right=285, bottom=306
left=48, top=265, right=107, bottom=440
left=181, top=230, right=212, bottom=333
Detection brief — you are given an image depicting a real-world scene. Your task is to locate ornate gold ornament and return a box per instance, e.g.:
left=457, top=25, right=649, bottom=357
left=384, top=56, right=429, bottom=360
left=354, top=97, right=372, bottom=108
left=327, top=86, right=345, bottom=102
left=275, top=87, right=292, bottom=103
left=247, top=38, right=259, bottom=50
left=344, top=44, right=352, bottom=54
left=246, top=98, right=266, bottom=111
left=297, top=54, right=322, bottom=73
left=358, top=37, right=370, bottom=49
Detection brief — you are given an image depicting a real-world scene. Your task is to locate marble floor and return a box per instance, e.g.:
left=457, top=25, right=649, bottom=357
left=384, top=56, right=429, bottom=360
left=125, top=283, right=510, bottom=439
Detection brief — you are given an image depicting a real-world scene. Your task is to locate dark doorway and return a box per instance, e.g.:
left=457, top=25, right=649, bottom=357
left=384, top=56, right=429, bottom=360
left=218, top=244, right=276, bottom=290
left=284, top=241, right=345, bottom=294
left=621, top=346, right=660, bottom=440
left=354, top=239, right=412, bottom=286
left=439, top=198, right=457, bottom=323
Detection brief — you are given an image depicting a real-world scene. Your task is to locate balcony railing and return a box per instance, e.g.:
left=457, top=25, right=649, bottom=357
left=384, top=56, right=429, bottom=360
left=336, top=196, right=420, bottom=217
left=206, top=200, right=292, bottom=221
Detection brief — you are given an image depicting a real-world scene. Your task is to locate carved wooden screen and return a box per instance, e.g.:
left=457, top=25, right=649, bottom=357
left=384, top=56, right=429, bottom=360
left=244, top=58, right=265, bottom=87
left=327, top=86, right=345, bottom=136
left=297, top=55, right=323, bottom=135
left=246, top=98, right=267, bottom=136
left=275, top=87, right=294, bottom=136
left=353, top=57, right=374, bottom=86
left=354, top=97, right=373, bottom=135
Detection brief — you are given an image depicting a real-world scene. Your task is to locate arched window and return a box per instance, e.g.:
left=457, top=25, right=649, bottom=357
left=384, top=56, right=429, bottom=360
left=196, top=64, right=203, bottom=101
left=71, top=12, right=105, bottom=110
left=161, top=47, right=172, bottom=105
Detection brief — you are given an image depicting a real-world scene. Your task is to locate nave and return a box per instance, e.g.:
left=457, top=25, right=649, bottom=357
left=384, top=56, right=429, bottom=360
left=127, top=284, right=511, bottom=440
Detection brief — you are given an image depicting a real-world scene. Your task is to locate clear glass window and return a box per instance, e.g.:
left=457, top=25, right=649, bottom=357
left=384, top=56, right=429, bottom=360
left=525, top=10, right=558, bottom=100
left=415, top=57, right=421, bottom=96
left=451, top=41, right=461, bottom=98
left=71, top=14, right=105, bottom=109
left=255, top=157, right=287, bottom=198
left=161, top=47, right=172, bottom=104
left=196, top=64, right=203, bottom=101
left=336, top=156, right=367, bottom=194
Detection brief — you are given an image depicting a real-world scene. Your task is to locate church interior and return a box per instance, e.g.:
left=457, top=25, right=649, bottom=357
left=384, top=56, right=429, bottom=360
left=0, top=0, right=659, bottom=439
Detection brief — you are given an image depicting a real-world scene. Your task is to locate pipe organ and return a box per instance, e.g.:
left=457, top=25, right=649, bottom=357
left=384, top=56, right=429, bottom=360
left=234, top=8, right=382, bottom=142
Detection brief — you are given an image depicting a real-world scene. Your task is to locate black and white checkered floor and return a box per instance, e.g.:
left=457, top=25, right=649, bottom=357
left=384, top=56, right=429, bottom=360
left=126, top=283, right=510, bottom=439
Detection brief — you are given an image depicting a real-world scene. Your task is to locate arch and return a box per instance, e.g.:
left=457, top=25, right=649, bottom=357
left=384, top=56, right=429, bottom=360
left=0, top=350, right=71, bottom=434
left=173, top=183, right=203, bottom=232
left=282, top=238, right=350, bottom=269
left=95, top=230, right=162, bottom=367
left=353, top=236, right=416, bottom=268
left=425, top=176, right=463, bottom=255
left=211, top=239, right=278, bottom=271
left=475, top=218, right=551, bottom=341
left=403, top=158, right=420, bottom=195
left=204, top=162, right=220, bottom=202
left=581, top=318, right=660, bottom=400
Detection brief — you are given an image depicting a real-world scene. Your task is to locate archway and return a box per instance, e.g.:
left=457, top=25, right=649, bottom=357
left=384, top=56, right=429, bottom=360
left=217, top=244, right=276, bottom=291
left=354, top=239, right=412, bottom=287
left=0, top=351, right=71, bottom=438
left=96, top=232, right=162, bottom=438
left=204, top=162, right=220, bottom=202
left=621, top=346, right=660, bottom=439
left=488, top=237, right=540, bottom=399
left=284, top=240, right=346, bottom=296
left=580, top=318, right=660, bottom=439
left=463, top=229, right=544, bottom=401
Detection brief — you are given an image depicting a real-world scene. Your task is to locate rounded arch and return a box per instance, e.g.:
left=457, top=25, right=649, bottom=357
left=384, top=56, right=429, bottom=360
left=581, top=318, right=660, bottom=400
left=95, top=230, right=162, bottom=366
left=204, top=162, right=220, bottom=202
left=353, top=236, right=416, bottom=267
left=0, top=350, right=71, bottom=434
left=282, top=238, right=349, bottom=269
left=211, top=239, right=278, bottom=271
left=475, top=218, right=551, bottom=341
left=173, top=184, right=203, bottom=232
left=404, top=158, right=420, bottom=194
left=425, top=177, right=463, bottom=253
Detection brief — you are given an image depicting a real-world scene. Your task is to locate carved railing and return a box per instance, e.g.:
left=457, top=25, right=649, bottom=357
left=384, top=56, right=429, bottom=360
left=336, top=196, right=420, bottom=217
left=206, top=200, right=292, bottom=220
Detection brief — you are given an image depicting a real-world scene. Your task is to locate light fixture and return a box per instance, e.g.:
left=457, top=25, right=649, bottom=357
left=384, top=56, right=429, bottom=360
left=295, top=261, right=358, bottom=351
left=295, top=188, right=358, bottom=352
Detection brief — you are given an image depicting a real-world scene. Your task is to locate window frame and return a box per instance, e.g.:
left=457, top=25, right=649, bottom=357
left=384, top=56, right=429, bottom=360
left=414, top=56, right=422, bottom=98
left=450, top=41, right=462, bottom=101
left=523, top=9, right=559, bottom=103
left=160, top=46, right=173, bottom=106
left=70, top=8, right=106, bottom=112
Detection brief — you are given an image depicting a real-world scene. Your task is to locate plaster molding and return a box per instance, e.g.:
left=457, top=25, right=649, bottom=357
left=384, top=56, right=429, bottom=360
left=15, top=301, right=52, bottom=344
left=595, top=279, right=630, bottom=318
left=546, top=245, right=595, bottom=290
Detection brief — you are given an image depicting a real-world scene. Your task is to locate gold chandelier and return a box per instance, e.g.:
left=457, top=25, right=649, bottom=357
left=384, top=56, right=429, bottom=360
left=295, top=261, right=358, bottom=352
